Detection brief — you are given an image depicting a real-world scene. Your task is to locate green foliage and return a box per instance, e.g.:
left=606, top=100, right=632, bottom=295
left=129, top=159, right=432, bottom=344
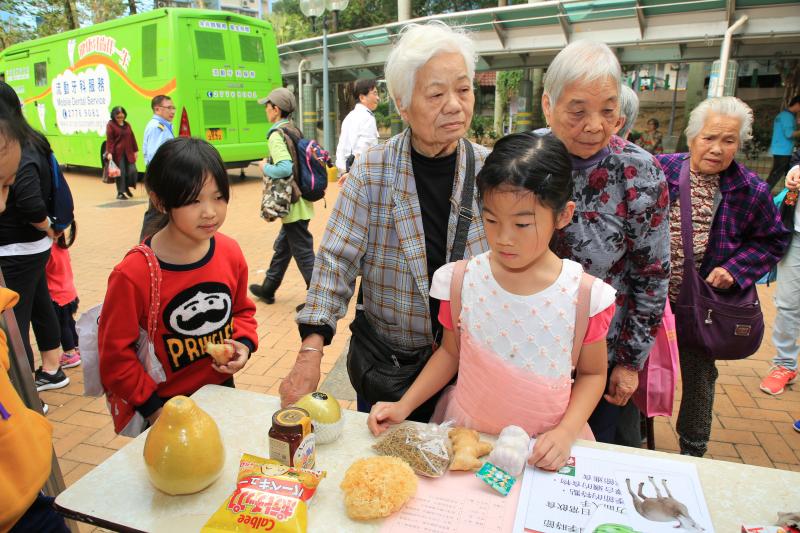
left=268, top=0, right=500, bottom=44
left=372, top=100, right=391, bottom=129
left=470, top=114, right=497, bottom=144
left=495, top=69, right=523, bottom=107
left=0, top=0, right=141, bottom=51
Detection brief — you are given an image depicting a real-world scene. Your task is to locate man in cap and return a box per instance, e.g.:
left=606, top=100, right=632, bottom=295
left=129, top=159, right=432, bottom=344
left=250, top=88, right=315, bottom=310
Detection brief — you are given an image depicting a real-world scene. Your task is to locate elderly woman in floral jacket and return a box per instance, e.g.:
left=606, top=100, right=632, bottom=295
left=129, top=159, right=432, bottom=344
left=540, top=41, right=671, bottom=445
left=657, top=97, right=790, bottom=457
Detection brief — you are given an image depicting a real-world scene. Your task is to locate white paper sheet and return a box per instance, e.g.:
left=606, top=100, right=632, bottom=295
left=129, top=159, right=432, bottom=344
left=512, top=444, right=713, bottom=533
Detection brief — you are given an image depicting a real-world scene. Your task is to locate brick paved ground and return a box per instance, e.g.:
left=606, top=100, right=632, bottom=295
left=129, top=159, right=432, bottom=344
left=25, top=167, right=800, bottom=531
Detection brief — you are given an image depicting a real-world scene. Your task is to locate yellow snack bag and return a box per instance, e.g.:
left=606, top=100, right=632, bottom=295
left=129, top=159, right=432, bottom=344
left=202, top=453, right=325, bottom=533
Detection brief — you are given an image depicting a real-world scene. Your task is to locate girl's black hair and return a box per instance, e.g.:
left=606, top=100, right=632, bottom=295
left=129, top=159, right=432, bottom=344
left=143, top=137, right=230, bottom=236
left=477, top=132, right=573, bottom=213
left=0, top=97, right=25, bottom=148
left=110, top=106, right=127, bottom=120
left=0, top=81, right=51, bottom=156
left=57, top=220, right=77, bottom=249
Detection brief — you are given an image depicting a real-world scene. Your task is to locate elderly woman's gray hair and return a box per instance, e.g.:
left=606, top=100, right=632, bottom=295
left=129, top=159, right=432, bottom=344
left=685, top=96, right=753, bottom=144
left=543, top=40, right=622, bottom=106
left=618, top=85, right=639, bottom=139
left=384, top=21, right=476, bottom=110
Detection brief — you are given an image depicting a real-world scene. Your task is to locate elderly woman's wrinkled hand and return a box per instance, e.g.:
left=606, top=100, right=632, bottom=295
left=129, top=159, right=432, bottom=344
left=603, top=365, right=639, bottom=406
left=705, top=267, right=734, bottom=289
left=278, top=350, right=322, bottom=408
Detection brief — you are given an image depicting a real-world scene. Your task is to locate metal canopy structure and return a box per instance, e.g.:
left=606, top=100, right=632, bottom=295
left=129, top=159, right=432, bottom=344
left=277, top=0, right=800, bottom=83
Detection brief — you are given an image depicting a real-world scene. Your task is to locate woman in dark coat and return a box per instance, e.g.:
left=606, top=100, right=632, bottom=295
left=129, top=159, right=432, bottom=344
left=105, top=106, right=139, bottom=200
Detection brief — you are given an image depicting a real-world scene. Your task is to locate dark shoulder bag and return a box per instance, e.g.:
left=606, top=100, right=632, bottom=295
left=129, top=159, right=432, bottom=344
left=672, top=160, right=764, bottom=360
left=346, top=142, right=476, bottom=422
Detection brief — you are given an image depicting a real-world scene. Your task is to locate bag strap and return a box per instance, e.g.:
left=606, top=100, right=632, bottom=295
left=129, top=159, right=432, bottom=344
left=448, top=259, right=469, bottom=352
left=449, top=140, right=476, bottom=262
left=125, top=244, right=162, bottom=342
left=678, top=158, right=696, bottom=266
left=571, top=272, right=595, bottom=370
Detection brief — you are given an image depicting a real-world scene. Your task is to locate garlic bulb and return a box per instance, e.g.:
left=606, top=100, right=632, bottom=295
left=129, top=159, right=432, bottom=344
left=488, top=425, right=531, bottom=476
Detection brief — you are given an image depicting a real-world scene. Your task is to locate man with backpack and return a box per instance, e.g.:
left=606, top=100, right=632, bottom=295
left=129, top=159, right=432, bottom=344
left=250, top=88, right=316, bottom=308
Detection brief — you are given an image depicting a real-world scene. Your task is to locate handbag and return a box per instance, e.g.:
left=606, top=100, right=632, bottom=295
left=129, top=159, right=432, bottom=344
left=672, top=159, right=764, bottom=360
left=76, top=244, right=167, bottom=437
left=632, top=300, right=679, bottom=417
left=346, top=139, right=476, bottom=421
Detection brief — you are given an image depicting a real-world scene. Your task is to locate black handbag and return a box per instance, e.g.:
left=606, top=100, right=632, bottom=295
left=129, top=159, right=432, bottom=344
left=346, top=140, right=476, bottom=422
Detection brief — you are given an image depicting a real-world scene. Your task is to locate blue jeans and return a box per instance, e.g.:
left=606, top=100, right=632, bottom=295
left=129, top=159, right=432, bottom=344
left=772, top=232, right=800, bottom=371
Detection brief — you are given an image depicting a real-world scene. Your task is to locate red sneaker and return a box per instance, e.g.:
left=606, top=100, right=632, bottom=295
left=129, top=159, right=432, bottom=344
left=760, top=366, right=797, bottom=395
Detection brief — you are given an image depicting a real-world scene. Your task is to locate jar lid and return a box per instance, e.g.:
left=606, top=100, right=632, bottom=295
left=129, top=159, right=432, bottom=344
left=272, top=407, right=312, bottom=435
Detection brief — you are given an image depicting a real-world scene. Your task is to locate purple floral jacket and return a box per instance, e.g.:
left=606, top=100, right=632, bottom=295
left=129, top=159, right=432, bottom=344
left=552, top=135, right=671, bottom=370
left=657, top=153, right=791, bottom=288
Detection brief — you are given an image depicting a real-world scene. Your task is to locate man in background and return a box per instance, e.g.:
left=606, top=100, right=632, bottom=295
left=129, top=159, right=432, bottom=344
left=139, top=95, right=175, bottom=241
left=767, top=95, right=800, bottom=192
left=335, top=79, right=379, bottom=184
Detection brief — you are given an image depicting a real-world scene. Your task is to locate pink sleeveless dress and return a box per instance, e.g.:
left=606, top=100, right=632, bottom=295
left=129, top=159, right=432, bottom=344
left=429, top=253, right=615, bottom=439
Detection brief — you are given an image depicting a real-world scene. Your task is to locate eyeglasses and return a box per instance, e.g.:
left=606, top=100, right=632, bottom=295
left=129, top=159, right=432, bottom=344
left=159, top=105, right=176, bottom=111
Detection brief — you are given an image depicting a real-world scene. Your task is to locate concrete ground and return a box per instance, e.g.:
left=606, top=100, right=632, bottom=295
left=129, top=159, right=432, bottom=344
left=26, top=167, right=800, bottom=531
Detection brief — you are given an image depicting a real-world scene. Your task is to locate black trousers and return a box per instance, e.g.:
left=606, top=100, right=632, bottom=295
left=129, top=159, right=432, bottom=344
left=115, top=158, right=137, bottom=195
left=767, top=155, right=791, bottom=191
left=0, top=250, right=61, bottom=369
left=53, top=299, right=79, bottom=352
left=264, top=219, right=315, bottom=290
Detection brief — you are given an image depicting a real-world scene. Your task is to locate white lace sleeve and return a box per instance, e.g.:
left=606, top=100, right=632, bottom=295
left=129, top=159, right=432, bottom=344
left=589, top=279, right=617, bottom=317
left=429, top=262, right=456, bottom=301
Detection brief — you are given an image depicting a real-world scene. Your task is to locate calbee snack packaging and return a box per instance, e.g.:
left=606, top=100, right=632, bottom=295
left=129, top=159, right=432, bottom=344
left=202, top=453, right=326, bottom=532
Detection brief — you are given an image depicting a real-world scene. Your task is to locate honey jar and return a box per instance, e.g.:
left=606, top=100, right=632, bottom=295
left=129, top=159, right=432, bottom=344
left=268, top=407, right=316, bottom=469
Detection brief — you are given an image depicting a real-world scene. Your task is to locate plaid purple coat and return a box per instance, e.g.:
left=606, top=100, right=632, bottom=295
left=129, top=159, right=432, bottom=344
left=657, top=153, right=791, bottom=288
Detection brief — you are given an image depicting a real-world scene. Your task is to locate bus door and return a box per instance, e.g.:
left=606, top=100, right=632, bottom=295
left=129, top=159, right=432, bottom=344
left=228, top=23, right=278, bottom=147
left=185, top=18, right=241, bottom=147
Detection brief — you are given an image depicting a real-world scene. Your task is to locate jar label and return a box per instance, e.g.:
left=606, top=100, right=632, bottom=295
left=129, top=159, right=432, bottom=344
left=269, top=436, right=291, bottom=466
left=294, top=433, right=316, bottom=469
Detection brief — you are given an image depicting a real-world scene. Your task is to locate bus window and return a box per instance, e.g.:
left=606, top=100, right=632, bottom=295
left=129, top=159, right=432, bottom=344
left=34, top=61, right=47, bottom=87
left=238, top=35, right=264, bottom=63
left=195, top=31, right=225, bottom=60
left=142, top=24, right=158, bottom=77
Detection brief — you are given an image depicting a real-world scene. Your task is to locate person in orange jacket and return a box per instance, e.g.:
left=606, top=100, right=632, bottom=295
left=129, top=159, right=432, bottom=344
left=0, top=97, right=69, bottom=533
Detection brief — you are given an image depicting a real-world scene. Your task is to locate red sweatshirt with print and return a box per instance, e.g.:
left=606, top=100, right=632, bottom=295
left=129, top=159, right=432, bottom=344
left=98, top=233, right=258, bottom=416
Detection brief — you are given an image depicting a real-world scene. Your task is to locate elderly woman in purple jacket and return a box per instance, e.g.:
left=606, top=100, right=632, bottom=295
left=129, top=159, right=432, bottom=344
left=657, top=96, right=790, bottom=457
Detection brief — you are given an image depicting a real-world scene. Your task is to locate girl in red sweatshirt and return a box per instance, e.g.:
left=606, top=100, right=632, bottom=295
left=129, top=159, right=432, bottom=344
left=45, top=221, right=81, bottom=369
left=98, top=138, right=258, bottom=430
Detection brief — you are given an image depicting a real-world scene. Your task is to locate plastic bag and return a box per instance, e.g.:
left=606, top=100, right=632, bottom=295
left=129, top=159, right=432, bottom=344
left=107, top=159, right=121, bottom=178
left=101, top=162, right=115, bottom=184
left=373, top=422, right=453, bottom=477
left=76, top=303, right=167, bottom=437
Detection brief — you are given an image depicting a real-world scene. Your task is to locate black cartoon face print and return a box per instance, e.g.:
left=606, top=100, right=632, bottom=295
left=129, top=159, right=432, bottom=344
left=161, top=282, right=234, bottom=371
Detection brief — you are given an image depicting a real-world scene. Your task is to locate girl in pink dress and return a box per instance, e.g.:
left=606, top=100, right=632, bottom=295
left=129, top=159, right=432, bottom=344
left=367, top=132, right=617, bottom=471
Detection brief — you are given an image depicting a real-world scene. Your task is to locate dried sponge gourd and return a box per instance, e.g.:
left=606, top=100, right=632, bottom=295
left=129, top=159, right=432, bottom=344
left=340, top=456, right=418, bottom=520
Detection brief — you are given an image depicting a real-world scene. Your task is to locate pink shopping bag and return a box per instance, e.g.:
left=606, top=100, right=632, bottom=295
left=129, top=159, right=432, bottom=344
left=632, top=300, right=679, bottom=418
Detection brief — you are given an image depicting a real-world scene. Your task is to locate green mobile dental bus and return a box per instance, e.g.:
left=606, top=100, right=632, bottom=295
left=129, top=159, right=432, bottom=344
left=0, top=8, right=283, bottom=171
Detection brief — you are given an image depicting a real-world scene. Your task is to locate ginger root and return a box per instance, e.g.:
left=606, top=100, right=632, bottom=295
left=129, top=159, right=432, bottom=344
left=448, top=427, right=493, bottom=471
left=205, top=342, right=235, bottom=365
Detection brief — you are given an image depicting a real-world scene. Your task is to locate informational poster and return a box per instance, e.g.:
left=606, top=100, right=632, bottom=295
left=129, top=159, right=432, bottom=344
left=513, top=444, right=713, bottom=533
left=381, top=472, right=521, bottom=533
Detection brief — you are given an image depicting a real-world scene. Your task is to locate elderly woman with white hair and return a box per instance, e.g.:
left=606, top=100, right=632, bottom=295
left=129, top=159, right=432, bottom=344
left=541, top=41, right=671, bottom=445
left=279, top=22, right=488, bottom=421
left=656, top=96, right=790, bottom=457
